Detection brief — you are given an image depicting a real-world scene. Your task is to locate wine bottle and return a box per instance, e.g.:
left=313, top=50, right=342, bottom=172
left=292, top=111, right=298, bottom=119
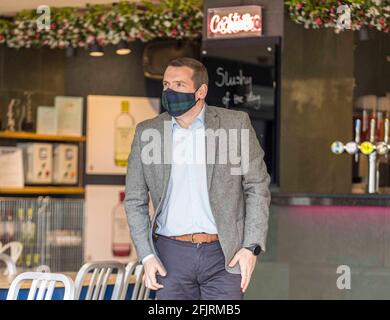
left=112, top=191, right=131, bottom=257
left=114, top=101, right=135, bottom=167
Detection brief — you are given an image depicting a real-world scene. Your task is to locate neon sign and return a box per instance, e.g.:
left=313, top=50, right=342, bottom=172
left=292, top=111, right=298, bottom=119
left=207, top=6, right=262, bottom=39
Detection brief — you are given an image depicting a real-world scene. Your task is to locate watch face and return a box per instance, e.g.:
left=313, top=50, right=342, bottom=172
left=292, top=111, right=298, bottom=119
left=253, top=245, right=261, bottom=256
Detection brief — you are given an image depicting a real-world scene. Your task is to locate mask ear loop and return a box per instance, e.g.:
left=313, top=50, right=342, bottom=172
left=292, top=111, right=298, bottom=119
left=193, top=85, right=202, bottom=105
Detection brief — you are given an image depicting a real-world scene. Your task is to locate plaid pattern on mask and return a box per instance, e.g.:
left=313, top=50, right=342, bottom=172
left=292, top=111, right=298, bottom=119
left=162, top=88, right=197, bottom=117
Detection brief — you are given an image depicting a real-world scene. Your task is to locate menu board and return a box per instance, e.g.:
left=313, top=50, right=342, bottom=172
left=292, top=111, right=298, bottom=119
left=202, top=46, right=276, bottom=120
left=201, top=39, right=279, bottom=184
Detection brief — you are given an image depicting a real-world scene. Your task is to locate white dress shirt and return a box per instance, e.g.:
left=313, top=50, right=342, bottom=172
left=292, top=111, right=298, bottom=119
left=142, top=104, right=218, bottom=264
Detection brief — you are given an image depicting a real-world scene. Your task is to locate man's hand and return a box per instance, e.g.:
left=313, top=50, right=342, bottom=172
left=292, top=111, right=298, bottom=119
left=143, top=256, right=167, bottom=290
left=228, top=248, right=257, bottom=293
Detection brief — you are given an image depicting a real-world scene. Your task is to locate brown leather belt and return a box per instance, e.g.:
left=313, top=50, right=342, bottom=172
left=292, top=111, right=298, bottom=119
left=169, top=233, right=219, bottom=244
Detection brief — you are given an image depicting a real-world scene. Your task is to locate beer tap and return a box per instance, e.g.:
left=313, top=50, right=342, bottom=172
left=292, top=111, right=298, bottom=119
left=331, top=114, right=390, bottom=194
left=354, top=119, right=361, bottom=163
left=368, top=117, right=377, bottom=193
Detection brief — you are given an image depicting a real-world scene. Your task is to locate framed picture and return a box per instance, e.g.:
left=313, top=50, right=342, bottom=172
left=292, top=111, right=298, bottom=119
left=84, top=185, right=155, bottom=263
left=55, top=96, right=83, bottom=136
left=36, top=106, right=57, bottom=135
left=86, top=95, right=160, bottom=175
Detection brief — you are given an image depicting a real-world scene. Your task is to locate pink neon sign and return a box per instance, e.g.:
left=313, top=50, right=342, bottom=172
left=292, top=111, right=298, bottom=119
left=207, top=6, right=262, bottom=39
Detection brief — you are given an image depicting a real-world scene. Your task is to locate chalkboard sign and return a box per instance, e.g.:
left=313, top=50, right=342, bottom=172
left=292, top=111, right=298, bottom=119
left=201, top=43, right=276, bottom=120
left=201, top=38, right=279, bottom=185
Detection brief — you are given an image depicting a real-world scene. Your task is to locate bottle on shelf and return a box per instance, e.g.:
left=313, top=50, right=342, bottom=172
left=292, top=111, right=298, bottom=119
left=114, top=100, right=135, bottom=167
left=6, top=98, right=17, bottom=132
left=0, top=211, right=5, bottom=244
left=21, top=91, right=34, bottom=132
left=3, top=210, right=15, bottom=244
left=16, top=208, right=25, bottom=267
left=15, top=98, right=25, bottom=132
left=112, top=191, right=132, bottom=257
left=23, top=208, right=36, bottom=268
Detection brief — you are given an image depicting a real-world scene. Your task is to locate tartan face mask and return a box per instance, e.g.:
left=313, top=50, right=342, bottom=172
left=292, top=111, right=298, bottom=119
left=161, top=87, right=200, bottom=117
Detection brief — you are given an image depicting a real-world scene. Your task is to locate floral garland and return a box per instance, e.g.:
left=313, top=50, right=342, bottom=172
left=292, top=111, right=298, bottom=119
left=285, top=0, right=390, bottom=33
left=0, top=0, right=203, bottom=49
left=2, top=0, right=387, bottom=48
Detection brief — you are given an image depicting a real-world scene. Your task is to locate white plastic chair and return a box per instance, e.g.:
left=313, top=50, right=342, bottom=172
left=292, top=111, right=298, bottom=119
left=0, top=241, right=23, bottom=276
left=0, top=254, right=17, bottom=276
left=6, top=272, right=75, bottom=300
left=74, top=261, right=126, bottom=300
left=0, top=241, right=23, bottom=264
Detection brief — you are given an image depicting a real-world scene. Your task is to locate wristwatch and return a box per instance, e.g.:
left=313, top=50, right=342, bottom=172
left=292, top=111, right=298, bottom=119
left=245, top=244, right=262, bottom=256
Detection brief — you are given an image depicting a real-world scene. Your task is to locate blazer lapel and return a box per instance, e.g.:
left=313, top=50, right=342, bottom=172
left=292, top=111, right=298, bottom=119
left=204, top=105, right=220, bottom=192
left=157, top=112, right=172, bottom=196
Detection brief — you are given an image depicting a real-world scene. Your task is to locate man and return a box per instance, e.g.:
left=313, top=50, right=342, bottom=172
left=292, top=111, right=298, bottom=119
left=125, top=57, right=271, bottom=300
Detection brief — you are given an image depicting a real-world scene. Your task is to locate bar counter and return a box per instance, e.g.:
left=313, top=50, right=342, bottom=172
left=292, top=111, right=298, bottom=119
left=245, top=189, right=390, bottom=299
left=271, top=192, right=390, bottom=207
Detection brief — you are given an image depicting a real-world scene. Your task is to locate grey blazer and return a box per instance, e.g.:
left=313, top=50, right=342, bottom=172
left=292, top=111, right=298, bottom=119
left=124, top=105, right=271, bottom=274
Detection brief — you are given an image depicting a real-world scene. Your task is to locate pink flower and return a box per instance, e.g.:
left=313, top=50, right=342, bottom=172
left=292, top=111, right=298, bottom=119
left=316, top=17, right=322, bottom=26
left=296, top=3, right=303, bottom=10
left=51, top=23, right=56, bottom=29
left=379, top=18, right=385, bottom=25
left=171, top=28, right=178, bottom=37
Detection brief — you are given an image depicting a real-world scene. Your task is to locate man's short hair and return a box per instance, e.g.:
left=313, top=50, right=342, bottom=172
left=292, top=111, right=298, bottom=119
left=167, top=57, right=209, bottom=88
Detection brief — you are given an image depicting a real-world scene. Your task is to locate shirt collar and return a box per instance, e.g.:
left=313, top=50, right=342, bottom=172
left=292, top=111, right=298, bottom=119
left=172, top=103, right=206, bottom=129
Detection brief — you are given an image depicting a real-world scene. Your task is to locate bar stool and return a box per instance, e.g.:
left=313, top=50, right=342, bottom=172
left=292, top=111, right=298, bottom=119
left=74, top=261, right=126, bottom=300
left=6, top=272, right=75, bottom=300
left=119, top=261, right=150, bottom=300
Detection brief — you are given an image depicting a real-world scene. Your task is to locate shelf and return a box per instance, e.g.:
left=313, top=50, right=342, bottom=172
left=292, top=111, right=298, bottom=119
left=0, top=131, right=86, bottom=142
left=0, top=186, right=85, bottom=195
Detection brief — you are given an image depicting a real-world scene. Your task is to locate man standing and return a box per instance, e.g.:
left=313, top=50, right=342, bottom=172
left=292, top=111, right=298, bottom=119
left=125, top=57, right=271, bottom=300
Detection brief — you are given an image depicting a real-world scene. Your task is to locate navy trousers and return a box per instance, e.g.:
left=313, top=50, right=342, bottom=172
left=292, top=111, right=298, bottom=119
left=154, top=235, right=243, bottom=300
